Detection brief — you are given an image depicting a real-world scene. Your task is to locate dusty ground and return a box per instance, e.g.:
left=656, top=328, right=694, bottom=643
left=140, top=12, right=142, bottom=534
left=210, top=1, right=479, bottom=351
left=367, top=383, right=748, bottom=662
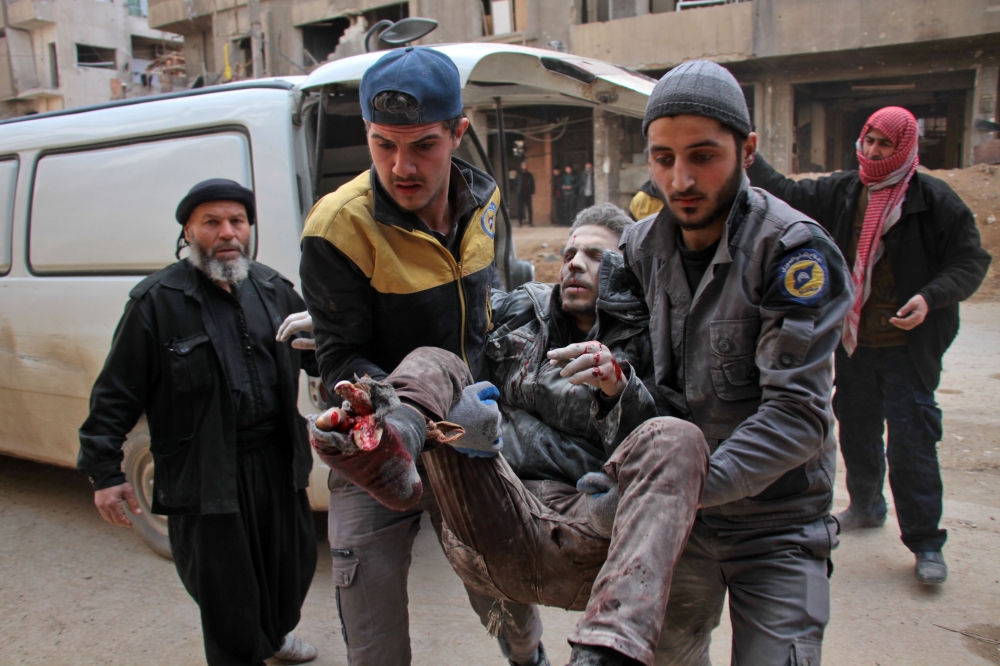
left=2, top=303, right=998, bottom=665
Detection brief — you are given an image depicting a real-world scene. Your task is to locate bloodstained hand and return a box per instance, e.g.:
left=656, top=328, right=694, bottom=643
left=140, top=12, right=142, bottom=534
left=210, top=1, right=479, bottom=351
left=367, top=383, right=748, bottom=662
left=546, top=341, right=627, bottom=397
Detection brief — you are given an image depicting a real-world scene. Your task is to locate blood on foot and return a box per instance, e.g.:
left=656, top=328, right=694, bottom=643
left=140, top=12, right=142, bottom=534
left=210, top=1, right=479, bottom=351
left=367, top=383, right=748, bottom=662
left=351, top=415, right=382, bottom=451
left=334, top=380, right=374, bottom=416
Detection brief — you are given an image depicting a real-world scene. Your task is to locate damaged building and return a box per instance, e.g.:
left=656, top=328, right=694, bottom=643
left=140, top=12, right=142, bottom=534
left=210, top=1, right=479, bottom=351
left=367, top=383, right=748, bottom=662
left=0, top=0, right=182, bottom=118
left=146, top=0, right=1000, bottom=218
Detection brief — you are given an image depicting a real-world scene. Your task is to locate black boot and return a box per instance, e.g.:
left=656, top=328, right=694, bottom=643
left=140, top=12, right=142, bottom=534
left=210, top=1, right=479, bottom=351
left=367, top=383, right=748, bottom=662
left=915, top=551, right=947, bottom=584
left=566, top=644, right=639, bottom=666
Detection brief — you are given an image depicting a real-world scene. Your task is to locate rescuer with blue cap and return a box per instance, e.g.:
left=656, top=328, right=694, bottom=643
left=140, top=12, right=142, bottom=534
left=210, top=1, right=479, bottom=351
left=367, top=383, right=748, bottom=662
left=297, top=47, right=547, bottom=666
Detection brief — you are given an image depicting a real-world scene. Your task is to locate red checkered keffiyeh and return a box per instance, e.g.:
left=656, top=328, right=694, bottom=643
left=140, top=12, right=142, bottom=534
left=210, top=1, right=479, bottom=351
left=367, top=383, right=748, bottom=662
left=842, top=107, right=920, bottom=354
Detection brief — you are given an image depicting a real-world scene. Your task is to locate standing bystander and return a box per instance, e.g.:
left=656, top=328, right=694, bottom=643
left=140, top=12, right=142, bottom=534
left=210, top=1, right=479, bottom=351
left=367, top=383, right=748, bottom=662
left=78, top=179, right=320, bottom=666
left=748, top=106, right=992, bottom=584
left=580, top=161, right=595, bottom=209
left=516, top=161, right=536, bottom=226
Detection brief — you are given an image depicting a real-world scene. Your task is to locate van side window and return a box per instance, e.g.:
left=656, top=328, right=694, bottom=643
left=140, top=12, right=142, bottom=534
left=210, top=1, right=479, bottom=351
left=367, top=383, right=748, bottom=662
left=0, top=158, right=16, bottom=275
left=29, top=132, right=251, bottom=275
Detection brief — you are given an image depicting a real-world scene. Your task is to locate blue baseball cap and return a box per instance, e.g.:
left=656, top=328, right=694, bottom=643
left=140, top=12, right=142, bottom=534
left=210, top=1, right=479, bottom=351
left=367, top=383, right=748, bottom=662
left=360, top=47, right=463, bottom=125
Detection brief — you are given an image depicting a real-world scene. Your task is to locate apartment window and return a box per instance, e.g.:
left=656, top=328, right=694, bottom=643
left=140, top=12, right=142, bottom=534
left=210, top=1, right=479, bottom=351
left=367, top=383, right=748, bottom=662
left=48, top=43, right=58, bottom=88
left=128, top=0, right=149, bottom=17
left=76, top=44, right=117, bottom=69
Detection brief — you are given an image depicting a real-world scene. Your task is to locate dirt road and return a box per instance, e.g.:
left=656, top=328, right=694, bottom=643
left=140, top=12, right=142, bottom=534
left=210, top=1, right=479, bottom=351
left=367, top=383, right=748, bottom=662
left=1, top=305, right=998, bottom=664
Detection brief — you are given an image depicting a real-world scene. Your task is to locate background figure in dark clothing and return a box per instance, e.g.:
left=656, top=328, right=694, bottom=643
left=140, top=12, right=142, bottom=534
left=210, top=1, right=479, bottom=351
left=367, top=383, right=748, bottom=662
left=77, top=179, right=319, bottom=665
left=748, top=106, right=992, bottom=586
left=515, top=161, right=535, bottom=226
left=551, top=166, right=563, bottom=225
left=559, top=165, right=578, bottom=226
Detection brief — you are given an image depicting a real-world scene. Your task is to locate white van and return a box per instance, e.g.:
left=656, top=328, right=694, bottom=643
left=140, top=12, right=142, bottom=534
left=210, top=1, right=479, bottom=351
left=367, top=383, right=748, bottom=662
left=0, top=43, right=653, bottom=557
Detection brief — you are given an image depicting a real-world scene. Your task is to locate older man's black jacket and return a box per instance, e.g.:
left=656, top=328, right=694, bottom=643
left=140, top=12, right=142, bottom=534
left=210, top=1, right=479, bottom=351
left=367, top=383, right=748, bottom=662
left=78, top=260, right=317, bottom=515
left=748, top=154, right=991, bottom=391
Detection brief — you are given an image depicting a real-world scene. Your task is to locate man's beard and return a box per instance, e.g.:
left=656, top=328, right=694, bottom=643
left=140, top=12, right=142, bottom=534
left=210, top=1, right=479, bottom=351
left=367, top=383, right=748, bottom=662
left=187, top=237, right=252, bottom=285
left=560, top=277, right=597, bottom=318
left=669, top=162, right=744, bottom=232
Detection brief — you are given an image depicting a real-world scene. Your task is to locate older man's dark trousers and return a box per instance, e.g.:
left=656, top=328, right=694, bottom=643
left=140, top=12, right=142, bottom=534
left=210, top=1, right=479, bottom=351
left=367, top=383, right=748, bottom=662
left=833, top=345, right=947, bottom=553
left=168, top=432, right=317, bottom=666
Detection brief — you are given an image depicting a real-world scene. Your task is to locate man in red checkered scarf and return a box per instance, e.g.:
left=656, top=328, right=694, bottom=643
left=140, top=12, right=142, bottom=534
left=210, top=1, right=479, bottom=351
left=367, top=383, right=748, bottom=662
left=748, top=106, right=991, bottom=586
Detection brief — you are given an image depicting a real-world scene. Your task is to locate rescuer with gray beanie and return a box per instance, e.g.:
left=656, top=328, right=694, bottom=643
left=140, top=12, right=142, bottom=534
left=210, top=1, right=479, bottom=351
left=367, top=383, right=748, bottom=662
left=564, top=58, right=853, bottom=666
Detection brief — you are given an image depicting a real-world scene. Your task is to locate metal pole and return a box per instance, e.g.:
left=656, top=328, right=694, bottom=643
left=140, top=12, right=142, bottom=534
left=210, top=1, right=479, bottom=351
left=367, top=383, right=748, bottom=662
left=312, top=87, right=329, bottom=203
left=248, top=0, right=265, bottom=78
left=466, top=122, right=515, bottom=290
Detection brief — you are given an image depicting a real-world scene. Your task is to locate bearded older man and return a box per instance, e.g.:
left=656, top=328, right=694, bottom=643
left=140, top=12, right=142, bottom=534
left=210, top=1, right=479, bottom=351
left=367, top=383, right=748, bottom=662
left=78, top=179, right=320, bottom=665
left=749, top=107, right=992, bottom=584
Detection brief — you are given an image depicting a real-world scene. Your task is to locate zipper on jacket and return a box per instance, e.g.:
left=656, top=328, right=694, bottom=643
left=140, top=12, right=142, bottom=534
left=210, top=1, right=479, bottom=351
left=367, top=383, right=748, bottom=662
left=456, top=260, right=469, bottom=366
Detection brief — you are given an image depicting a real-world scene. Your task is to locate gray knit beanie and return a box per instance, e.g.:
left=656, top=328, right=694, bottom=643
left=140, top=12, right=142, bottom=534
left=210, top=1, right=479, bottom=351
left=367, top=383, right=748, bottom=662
left=642, top=60, right=751, bottom=137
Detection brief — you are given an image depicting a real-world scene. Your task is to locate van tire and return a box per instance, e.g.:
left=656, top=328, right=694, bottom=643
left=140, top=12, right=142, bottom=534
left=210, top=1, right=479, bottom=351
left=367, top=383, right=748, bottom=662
left=122, top=422, right=172, bottom=560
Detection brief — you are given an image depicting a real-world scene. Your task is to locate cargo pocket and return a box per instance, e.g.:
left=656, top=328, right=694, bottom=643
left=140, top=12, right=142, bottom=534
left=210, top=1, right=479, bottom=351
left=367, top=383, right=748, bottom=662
left=440, top=525, right=508, bottom=602
left=709, top=318, right=762, bottom=402
left=167, top=333, right=212, bottom=393
left=330, top=549, right=373, bottom=649
left=330, top=551, right=359, bottom=588
left=790, top=637, right=822, bottom=666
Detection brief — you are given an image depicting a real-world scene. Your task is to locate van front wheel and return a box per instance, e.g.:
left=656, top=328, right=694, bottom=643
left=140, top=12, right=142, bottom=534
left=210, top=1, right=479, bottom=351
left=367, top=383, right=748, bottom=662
left=122, top=425, right=172, bottom=560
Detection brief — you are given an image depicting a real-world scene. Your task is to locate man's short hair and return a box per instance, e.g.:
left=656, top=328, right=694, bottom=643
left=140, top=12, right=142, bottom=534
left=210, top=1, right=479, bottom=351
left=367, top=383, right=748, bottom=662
left=366, top=90, right=464, bottom=135
left=568, top=203, right=634, bottom=238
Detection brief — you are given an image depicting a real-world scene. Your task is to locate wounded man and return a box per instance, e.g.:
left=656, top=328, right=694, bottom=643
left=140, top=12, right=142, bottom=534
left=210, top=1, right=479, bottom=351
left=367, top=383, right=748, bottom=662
left=281, top=203, right=709, bottom=666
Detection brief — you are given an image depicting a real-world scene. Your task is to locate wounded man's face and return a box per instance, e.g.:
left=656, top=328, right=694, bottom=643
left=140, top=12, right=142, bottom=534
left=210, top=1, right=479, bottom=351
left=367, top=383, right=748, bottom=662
left=559, top=224, right=621, bottom=320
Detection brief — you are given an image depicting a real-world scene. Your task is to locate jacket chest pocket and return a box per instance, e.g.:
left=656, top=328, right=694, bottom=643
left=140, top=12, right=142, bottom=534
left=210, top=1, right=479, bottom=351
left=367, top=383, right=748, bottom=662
left=167, top=333, right=213, bottom=393
left=709, top=318, right=762, bottom=402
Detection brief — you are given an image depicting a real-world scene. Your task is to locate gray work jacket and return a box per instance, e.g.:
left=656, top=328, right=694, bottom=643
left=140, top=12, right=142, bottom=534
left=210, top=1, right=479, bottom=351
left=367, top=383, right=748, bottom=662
left=601, top=182, right=853, bottom=528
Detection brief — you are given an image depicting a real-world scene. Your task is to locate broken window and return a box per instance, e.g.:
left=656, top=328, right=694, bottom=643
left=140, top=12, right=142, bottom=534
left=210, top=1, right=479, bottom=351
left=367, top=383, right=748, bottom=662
left=76, top=44, right=116, bottom=69
left=301, top=18, right=350, bottom=66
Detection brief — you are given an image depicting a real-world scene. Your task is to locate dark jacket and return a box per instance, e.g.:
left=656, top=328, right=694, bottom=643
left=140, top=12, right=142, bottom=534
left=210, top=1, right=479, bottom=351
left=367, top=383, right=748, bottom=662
left=748, top=154, right=992, bottom=391
left=300, top=159, right=501, bottom=386
left=517, top=170, right=536, bottom=197
left=77, top=260, right=317, bottom=515
left=605, top=181, right=853, bottom=527
left=486, top=252, right=653, bottom=486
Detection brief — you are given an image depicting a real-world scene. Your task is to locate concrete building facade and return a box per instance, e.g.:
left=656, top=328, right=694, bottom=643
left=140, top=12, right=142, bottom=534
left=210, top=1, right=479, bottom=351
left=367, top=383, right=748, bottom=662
left=146, top=0, right=1000, bottom=219
left=0, top=0, right=182, bottom=118
left=573, top=0, right=1000, bottom=177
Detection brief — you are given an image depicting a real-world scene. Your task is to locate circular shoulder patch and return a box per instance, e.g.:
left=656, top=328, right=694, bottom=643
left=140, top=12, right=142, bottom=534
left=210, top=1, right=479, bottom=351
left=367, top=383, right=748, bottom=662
left=480, top=202, right=498, bottom=239
left=778, top=248, right=828, bottom=305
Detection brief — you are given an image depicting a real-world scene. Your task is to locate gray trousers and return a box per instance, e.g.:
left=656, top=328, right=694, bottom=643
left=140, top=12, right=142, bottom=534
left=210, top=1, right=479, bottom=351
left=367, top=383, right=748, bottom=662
left=327, top=467, right=542, bottom=665
left=655, top=516, right=836, bottom=666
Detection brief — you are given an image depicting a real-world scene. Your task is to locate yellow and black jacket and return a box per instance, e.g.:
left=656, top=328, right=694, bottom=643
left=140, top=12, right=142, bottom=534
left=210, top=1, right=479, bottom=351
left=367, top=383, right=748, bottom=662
left=629, top=179, right=665, bottom=221
left=300, top=158, right=502, bottom=388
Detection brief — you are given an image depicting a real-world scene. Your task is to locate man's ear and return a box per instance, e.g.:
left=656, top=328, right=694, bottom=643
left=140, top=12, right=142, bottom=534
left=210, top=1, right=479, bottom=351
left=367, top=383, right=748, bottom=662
left=452, top=117, right=471, bottom=147
left=743, top=131, right=758, bottom=169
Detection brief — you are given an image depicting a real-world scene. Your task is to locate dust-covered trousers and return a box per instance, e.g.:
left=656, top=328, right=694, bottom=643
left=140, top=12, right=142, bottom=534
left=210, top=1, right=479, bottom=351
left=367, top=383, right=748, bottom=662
left=326, top=344, right=542, bottom=666
left=388, top=347, right=710, bottom=666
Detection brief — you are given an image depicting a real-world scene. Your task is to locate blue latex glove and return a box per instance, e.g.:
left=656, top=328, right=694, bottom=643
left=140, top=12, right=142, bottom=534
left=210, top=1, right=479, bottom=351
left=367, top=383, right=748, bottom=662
left=446, top=382, right=503, bottom=457
left=577, top=471, right=619, bottom=538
